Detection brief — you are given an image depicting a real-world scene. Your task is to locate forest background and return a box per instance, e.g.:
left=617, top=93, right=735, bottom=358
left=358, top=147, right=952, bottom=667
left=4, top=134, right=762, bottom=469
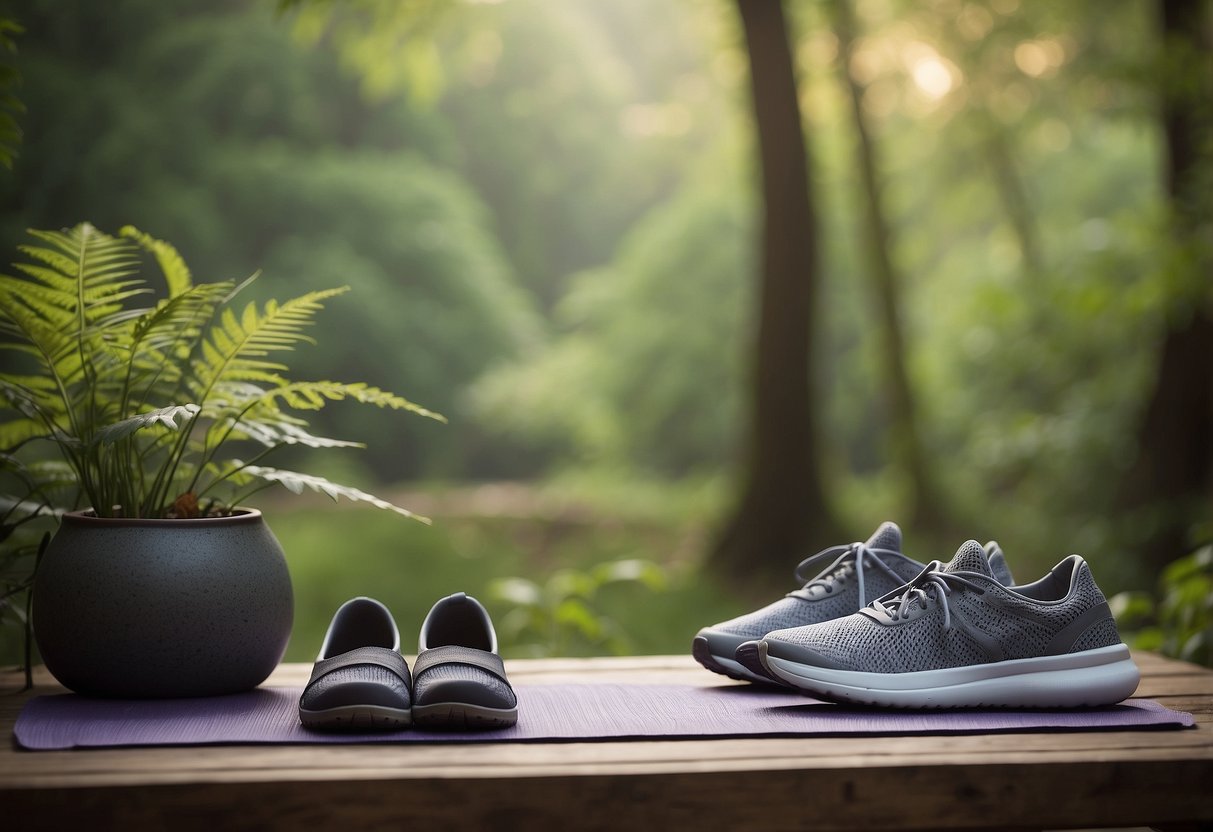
left=0, top=0, right=1209, bottom=664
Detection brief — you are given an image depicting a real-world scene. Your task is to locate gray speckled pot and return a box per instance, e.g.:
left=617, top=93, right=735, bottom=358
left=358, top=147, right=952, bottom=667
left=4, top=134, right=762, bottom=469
left=33, top=509, right=293, bottom=698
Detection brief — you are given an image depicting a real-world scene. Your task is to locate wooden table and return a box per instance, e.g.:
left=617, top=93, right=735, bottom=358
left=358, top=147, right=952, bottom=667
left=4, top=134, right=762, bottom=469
left=3, top=652, right=1211, bottom=831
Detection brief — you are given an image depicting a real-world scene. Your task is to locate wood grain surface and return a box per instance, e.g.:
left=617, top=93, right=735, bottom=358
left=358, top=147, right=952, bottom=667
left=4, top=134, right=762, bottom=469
left=3, top=651, right=1211, bottom=831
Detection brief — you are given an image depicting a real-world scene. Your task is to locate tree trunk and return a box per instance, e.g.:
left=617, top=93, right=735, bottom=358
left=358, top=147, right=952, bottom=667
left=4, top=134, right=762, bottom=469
left=1118, top=0, right=1213, bottom=571
left=831, top=0, right=948, bottom=532
left=710, top=0, right=842, bottom=587
left=982, top=124, right=1045, bottom=285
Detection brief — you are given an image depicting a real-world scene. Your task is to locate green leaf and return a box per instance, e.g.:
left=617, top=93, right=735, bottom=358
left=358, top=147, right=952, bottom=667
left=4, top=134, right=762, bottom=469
left=1129, top=627, right=1164, bottom=652
left=553, top=597, right=604, bottom=640
left=1109, top=590, right=1155, bottom=627
left=235, top=463, right=429, bottom=523
left=488, top=577, right=542, bottom=607
left=545, top=569, right=596, bottom=602
left=247, top=380, right=446, bottom=421
left=591, top=558, right=667, bottom=591
left=1161, top=546, right=1213, bottom=586
left=223, top=417, right=363, bottom=450
left=92, top=404, right=200, bottom=445
left=1179, top=630, right=1211, bottom=664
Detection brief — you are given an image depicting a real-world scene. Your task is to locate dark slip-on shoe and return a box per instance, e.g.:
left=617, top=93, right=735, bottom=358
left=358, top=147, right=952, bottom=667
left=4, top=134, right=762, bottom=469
left=299, top=596, right=413, bottom=730
left=411, top=592, right=518, bottom=729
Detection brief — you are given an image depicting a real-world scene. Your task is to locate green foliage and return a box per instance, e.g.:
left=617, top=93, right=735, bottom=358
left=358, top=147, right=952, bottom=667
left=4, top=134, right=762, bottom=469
left=489, top=558, right=667, bottom=657
left=0, top=16, right=22, bottom=170
left=199, top=148, right=540, bottom=478
left=471, top=168, right=751, bottom=476
left=0, top=527, right=46, bottom=687
left=1111, top=545, right=1213, bottom=667
left=0, top=222, right=441, bottom=518
left=0, top=0, right=528, bottom=481
left=286, top=0, right=451, bottom=106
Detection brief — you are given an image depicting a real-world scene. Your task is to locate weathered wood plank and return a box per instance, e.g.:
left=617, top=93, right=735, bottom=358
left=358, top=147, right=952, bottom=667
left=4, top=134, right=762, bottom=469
left=2, top=653, right=1211, bottom=831
left=6, top=758, right=1211, bottom=832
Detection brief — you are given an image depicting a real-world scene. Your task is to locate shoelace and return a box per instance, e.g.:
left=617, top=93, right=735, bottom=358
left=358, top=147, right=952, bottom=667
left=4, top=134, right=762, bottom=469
left=792, top=542, right=908, bottom=607
left=870, top=562, right=989, bottom=628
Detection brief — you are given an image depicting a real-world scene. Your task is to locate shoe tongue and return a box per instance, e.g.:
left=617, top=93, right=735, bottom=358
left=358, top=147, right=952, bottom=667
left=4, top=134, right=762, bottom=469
left=945, top=540, right=994, bottom=576
left=865, top=521, right=902, bottom=552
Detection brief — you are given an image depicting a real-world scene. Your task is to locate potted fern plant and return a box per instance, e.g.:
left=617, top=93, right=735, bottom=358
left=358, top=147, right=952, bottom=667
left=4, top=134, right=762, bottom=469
left=0, top=223, right=441, bottom=697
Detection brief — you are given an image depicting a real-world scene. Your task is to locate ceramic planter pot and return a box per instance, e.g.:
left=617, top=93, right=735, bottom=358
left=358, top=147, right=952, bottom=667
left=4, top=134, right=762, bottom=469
left=33, top=509, right=293, bottom=698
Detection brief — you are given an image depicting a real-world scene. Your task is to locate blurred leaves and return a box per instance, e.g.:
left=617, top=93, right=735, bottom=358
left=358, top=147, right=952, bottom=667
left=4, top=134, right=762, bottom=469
left=286, top=0, right=453, bottom=105
left=1111, top=545, right=1213, bottom=667
left=0, top=16, right=23, bottom=170
left=489, top=558, right=667, bottom=657
left=470, top=168, right=751, bottom=476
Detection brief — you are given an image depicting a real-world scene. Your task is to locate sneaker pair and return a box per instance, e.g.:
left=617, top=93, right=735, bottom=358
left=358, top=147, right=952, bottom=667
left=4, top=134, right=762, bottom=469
left=299, top=592, right=518, bottom=730
left=694, top=522, right=1140, bottom=708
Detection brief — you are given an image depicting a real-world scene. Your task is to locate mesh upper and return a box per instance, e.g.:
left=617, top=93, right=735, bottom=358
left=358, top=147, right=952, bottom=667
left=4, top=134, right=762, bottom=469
left=706, top=522, right=923, bottom=639
left=711, top=562, right=920, bottom=639
left=413, top=662, right=517, bottom=709
left=299, top=664, right=411, bottom=710
left=866, top=522, right=902, bottom=553
left=1071, top=617, right=1122, bottom=652
left=765, top=547, right=1123, bottom=673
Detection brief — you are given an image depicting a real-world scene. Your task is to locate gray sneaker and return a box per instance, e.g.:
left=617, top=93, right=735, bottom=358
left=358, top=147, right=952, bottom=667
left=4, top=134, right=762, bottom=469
left=759, top=540, right=1140, bottom=708
left=732, top=538, right=1015, bottom=684
left=694, top=522, right=934, bottom=683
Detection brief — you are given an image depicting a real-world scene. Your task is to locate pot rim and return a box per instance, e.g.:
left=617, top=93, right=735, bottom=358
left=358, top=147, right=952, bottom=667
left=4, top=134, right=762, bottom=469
left=62, top=508, right=264, bottom=527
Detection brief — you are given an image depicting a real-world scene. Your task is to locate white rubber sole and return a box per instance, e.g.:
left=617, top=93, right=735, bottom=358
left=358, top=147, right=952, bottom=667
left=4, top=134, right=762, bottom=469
left=762, top=643, right=1141, bottom=708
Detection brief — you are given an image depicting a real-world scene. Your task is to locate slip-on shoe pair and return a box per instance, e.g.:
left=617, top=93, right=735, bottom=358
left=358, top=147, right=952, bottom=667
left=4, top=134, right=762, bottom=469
left=298, top=592, right=518, bottom=731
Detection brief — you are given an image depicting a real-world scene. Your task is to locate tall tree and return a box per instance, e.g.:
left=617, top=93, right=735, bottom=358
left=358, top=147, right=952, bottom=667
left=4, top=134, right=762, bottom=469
left=1119, top=0, right=1213, bottom=570
left=710, top=0, right=842, bottom=586
left=830, top=0, right=948, bottom=531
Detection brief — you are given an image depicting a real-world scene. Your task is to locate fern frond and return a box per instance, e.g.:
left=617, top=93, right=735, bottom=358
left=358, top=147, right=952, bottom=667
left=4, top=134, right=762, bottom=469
left=0, top=454, right=74, bottom=515
left=12, top=262, right=148, bottom=314
left=126, top=283, right=232, bottom=402
left=0, top=289, right=77, bottom=374
left=1, top=223, right=441, bottom=522
left=230, top=463, right=428, bottom=522
left=0, top=377, right=70, bottom=440
left=0, top=373, right=58, bottom=398
left=121, top=226, right=192, bottom=298
left=132, top=283, right=229, bottom=351
left=190, top=288, right=348, bottom=399
left=0, top=418, right=51, bottom=451
left=246, top=380, right=446, bottom=421
left=0, top=377, right=49, bottom=416
left=1, top=225, right=153, bottom=412
left=21, top=225, right=147, bottom=326
left=92, top=403, right=200, bottom=445
left=223, top=418, right=364, bottom=449
left=0, top=494, right=60, bottom=521
left=21, top=458, right=77, bottom=486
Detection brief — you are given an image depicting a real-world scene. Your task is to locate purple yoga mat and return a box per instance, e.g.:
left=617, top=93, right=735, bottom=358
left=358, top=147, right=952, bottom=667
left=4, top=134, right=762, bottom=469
left=13, top=683, right=1193, bottom=751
